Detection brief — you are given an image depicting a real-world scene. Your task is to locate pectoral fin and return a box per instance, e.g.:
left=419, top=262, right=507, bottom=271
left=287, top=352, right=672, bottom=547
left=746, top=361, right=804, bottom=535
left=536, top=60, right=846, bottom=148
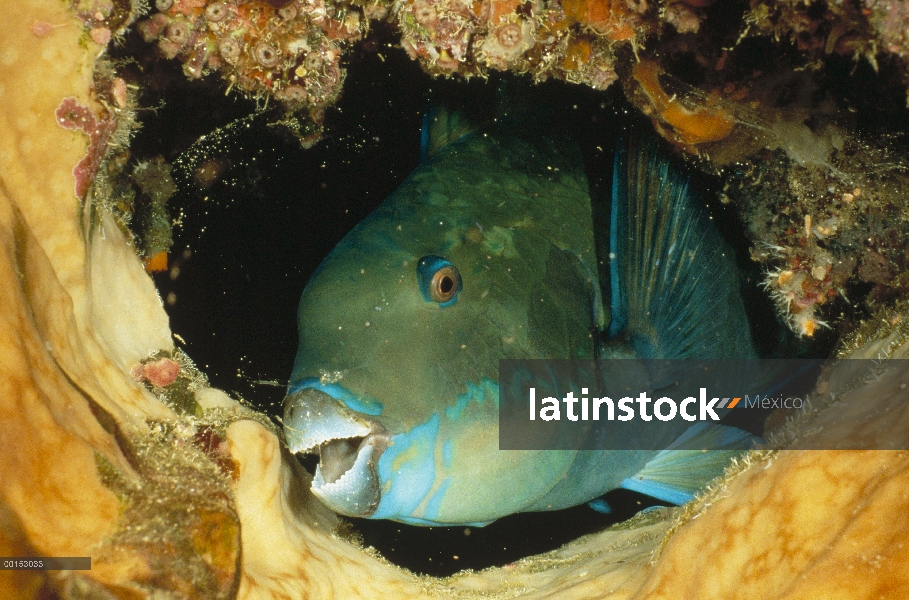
left=419, top=104, right=476, bottom=161
left=587, top=498, right=613, bottom=514
left=620, top=422, right=760, bottom=505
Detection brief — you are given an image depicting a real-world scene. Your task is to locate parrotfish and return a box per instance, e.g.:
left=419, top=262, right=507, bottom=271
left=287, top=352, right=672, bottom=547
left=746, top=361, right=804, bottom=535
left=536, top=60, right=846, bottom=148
left=283, top=97, right=758, bottom=526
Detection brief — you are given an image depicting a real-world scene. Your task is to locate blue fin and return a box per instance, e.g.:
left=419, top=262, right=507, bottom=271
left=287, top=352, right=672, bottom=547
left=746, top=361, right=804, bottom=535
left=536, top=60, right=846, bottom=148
left=620, top=422, right=759, bottom=505
left=587, top=498, right=613, bottom=514
left=606, top=137, right=756, bottom=360
left=419, top=104, right=476, bottom=161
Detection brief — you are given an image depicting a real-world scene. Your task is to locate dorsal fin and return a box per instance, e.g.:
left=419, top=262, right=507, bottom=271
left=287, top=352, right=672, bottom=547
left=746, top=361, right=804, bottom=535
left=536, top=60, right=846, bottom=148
left=419, top=104, right=476, bottom=161
left=605, top=136, right=757, bottom=360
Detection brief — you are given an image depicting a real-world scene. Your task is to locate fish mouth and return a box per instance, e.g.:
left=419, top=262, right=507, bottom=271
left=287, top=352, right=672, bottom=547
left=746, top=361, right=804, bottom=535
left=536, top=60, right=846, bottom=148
left=283, top=387, right=389, bottom=517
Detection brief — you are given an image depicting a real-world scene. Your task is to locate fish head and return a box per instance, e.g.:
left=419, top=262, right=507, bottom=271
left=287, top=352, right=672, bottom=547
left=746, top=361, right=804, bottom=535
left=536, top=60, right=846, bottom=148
left=284, top=154, right=598, bottom=525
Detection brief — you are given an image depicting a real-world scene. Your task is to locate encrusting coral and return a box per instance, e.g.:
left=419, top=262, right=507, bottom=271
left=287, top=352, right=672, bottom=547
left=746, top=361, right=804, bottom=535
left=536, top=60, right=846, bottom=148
left=133, top=0, right=640, bottom=113
left=137, top=0, right=362, bottom=123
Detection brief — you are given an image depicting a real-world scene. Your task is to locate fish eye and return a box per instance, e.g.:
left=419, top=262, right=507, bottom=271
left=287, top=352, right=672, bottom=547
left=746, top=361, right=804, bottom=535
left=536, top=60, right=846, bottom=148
left=432, top=267, right=459, bottom=300
left=417, top=255, right=462, bottom=306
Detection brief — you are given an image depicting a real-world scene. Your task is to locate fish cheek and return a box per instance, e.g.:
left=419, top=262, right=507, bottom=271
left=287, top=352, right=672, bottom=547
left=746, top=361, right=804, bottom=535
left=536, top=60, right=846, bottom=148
left=293, top=252, right=412, bottom=380
left=435, top=401, right=576, bottom=523
left=526, top=247, right=598, bottom=359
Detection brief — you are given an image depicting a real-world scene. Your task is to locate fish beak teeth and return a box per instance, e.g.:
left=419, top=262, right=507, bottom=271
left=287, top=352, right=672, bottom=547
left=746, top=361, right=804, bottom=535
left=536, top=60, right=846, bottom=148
left=283, top=387, right=388, bottom=517
left=311, top=435, right=387, bottom=517
left=283, top=388, right=374, bottom=454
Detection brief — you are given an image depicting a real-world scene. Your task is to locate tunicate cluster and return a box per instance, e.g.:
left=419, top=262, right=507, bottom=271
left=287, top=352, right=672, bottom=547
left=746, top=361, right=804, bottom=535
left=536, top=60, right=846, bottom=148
left=396, top=0, right=636, bottom=88
left=136, top=0, right=364, bottom=119
left=133, top=0, right=667, bottom=112
left=70, top=0, right=144, bottom=45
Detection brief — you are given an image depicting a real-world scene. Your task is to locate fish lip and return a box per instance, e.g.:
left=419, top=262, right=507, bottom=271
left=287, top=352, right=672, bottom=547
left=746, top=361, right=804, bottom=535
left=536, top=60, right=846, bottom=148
left=283, top=387, right=383, bottom=454
left=283, top=387, right=389, bottom=517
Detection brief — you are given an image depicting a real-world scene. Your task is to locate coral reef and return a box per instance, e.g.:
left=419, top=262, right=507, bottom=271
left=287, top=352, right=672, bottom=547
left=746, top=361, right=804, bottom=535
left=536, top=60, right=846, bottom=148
left=71, top=0, right=148, bottom=44
left=117, top=0, right=909, bottom=115
left=131, top=0, right=646, bottom=118
left=724, top=136, right=909, bottom=337
left=636, top=56, right=909, bottom=339
left=610, top=5, right=909, bottom=336
left=118, top=0, right=909, bottom=335
left=746, top=0, right=874, bottom=62
left=629, top=58, right=736, bottom=152
left=132, top=157, right=178, bottom=266
left=4, top=0, right=909, bottom=598
left=396, top=0, right=626, bottom=88
left=136, top=0, right=363, bottom=124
